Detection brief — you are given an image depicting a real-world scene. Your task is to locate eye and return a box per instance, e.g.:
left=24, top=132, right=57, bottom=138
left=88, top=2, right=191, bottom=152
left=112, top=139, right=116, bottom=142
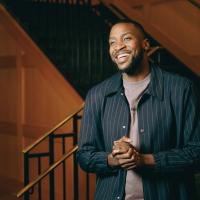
left=124, top=37, right=132, bottom=42
left=109, top=40, right=116, bottom=46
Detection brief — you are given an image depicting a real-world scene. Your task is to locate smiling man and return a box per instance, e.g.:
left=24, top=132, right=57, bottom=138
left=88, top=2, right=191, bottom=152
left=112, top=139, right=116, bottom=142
left=77, top=20, right=200, bottom=200
left=109, top=22, right=148, bottom=79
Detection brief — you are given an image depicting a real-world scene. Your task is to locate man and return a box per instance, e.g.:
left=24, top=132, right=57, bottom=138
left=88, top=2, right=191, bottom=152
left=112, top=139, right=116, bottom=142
left=77, top=20, right=200, bottom=200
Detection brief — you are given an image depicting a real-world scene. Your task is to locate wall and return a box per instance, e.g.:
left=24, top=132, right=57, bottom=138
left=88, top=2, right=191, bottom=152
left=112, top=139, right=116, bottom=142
left=0, top=4, right=93, bottom=200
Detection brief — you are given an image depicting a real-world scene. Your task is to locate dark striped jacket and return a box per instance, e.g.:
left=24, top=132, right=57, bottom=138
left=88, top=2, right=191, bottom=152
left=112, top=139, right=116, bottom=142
left=77, top=65, right=200, bottom=200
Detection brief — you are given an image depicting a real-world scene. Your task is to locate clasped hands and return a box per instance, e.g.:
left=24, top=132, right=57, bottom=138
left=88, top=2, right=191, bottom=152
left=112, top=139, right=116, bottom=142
left=108, top=136, right=143, bottom=170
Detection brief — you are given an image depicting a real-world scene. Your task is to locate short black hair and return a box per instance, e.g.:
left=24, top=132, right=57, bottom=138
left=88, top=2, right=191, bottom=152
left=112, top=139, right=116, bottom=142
left=112, top=19, right=148, bottom=39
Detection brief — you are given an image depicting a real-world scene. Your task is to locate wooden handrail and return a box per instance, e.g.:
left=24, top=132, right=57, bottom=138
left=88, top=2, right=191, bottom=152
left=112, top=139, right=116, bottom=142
left=23, top=103, right=84, bottom=153
left=17, top=145, right=78, bottom=198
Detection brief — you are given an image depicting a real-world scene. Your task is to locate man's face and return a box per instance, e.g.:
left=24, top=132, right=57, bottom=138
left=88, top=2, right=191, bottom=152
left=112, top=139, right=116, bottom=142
left=109, top=23, right=145, bottom=75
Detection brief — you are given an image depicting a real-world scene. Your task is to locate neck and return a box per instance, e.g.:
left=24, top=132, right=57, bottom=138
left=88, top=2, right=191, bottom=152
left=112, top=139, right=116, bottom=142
left=123, top=58, right=150, bottom=82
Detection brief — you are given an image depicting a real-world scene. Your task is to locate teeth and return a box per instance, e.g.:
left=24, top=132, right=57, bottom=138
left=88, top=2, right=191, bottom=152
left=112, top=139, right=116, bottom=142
left=116, top=53, right=130, bottom=63
left=117, top=53, right=129, bottom=59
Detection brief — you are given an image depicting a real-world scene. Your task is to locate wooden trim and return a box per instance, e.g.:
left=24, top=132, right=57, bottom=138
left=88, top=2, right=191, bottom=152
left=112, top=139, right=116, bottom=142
left=16, top=49, right=24, bottom=180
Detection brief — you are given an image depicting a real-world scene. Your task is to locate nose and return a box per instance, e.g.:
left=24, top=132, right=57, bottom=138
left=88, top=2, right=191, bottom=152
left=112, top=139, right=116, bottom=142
left=115, top=41, right=126, bottom=51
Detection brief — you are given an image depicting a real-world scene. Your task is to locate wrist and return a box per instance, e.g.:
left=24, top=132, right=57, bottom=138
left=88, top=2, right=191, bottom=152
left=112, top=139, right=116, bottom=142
left=139, top=154, right=155, bottom=167
left=107, top=153, right=119, bottom=167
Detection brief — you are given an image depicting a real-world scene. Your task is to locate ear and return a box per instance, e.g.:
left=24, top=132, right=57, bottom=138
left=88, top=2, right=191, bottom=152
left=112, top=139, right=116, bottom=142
left=142, top=39, right=150, bottom=51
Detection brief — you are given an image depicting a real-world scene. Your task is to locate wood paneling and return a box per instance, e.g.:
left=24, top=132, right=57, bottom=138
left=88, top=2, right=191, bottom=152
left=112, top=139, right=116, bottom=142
left=0, top=3, right=83, bottom=194
left=0, top=56, right=16, bottom=67
left=0, top=63, right=18, bottom=122
left=0, top=122, right=17, bottom=135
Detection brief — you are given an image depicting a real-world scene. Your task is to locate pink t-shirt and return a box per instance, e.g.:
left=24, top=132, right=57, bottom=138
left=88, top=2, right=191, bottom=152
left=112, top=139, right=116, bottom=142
left=123, top=73, right=151, bottom=200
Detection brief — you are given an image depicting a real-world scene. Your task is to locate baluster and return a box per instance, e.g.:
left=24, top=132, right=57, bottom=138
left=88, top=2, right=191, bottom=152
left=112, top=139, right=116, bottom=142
left=49, top=134, right=55, bottom=200
left=24, top=153, right=30, bottom=200
left=73, top=114, right=78, bottom=200
left=38, top=157, right=42, bottom=200
left=62, top=137, right=67, bottom=200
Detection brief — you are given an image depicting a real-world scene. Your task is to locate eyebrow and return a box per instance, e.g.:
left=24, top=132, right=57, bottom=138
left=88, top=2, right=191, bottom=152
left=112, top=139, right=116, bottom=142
left=109, top=31, right=134, bottom=41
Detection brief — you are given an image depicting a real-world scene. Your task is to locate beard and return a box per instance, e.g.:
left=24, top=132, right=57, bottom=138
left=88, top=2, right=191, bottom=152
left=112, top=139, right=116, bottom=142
left=116, top=48, right=144, bottom=75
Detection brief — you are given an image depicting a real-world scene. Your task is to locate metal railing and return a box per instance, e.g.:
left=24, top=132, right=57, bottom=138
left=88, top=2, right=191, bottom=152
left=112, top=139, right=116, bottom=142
left=17, top=146, right=78, bottom=198
left=17, top=104, right=85, bottom=200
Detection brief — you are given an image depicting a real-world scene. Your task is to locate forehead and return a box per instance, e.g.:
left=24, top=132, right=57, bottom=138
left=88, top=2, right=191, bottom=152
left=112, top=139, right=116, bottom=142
left=109, top=23, right=143, bottom=39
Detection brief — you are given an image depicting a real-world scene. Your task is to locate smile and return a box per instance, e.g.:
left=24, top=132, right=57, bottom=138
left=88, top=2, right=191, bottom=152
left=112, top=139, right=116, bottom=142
left=117, top=53, right=129, bottom=59
left=115, top=53, right=130, bottom=63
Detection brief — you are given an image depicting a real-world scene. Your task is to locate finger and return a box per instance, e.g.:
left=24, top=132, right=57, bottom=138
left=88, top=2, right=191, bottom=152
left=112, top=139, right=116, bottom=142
left=112, top=144, right=130, bottom=154
left=121, top=162, right=137, bottom=168
left=112, top=148, right=129, bottom=157
left=119, top=158, right=136, bottom=165
left=114, top=148, right=134, bottom=159
left=112, top=149, right=120, bottom=156
left=112, top=145, right=117, bottom=150
left=114, top=136, right=131, bottom=144
left=115, top=153, right=130, bottom=159
left=114, top=138, right=123, bottom=144
left=121, top=136, right=132, bottom=143
left=125, top=165, right=137, bottom=170
left=114, top=140, right=122, bottom=146
left=113, top=141, right=131, bottom=151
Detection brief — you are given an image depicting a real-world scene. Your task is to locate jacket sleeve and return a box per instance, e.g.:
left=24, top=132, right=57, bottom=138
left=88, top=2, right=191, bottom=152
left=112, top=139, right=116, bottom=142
left=153, top=83, right=200, bottom=173
left=77, top=89, right=117, bottom=175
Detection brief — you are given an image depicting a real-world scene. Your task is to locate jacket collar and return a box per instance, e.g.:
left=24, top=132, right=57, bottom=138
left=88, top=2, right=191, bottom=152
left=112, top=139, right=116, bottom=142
left=104, top=64, right=163, bottom=101
left=146, top=64, right=163, bottom=101
left=104, top=72, right=123, bottom=96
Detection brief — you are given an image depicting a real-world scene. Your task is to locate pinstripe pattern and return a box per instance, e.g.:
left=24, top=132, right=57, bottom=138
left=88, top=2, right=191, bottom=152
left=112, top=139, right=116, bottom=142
left=77, top=65, right=200, bottom=200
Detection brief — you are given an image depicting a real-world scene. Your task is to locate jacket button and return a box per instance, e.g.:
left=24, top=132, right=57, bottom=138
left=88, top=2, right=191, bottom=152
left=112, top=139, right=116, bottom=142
left=122, top=126, right=126, bottom=129
left=117, top=196, right=120, bottom=199
left=140, top=128, right=144, bottom=133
